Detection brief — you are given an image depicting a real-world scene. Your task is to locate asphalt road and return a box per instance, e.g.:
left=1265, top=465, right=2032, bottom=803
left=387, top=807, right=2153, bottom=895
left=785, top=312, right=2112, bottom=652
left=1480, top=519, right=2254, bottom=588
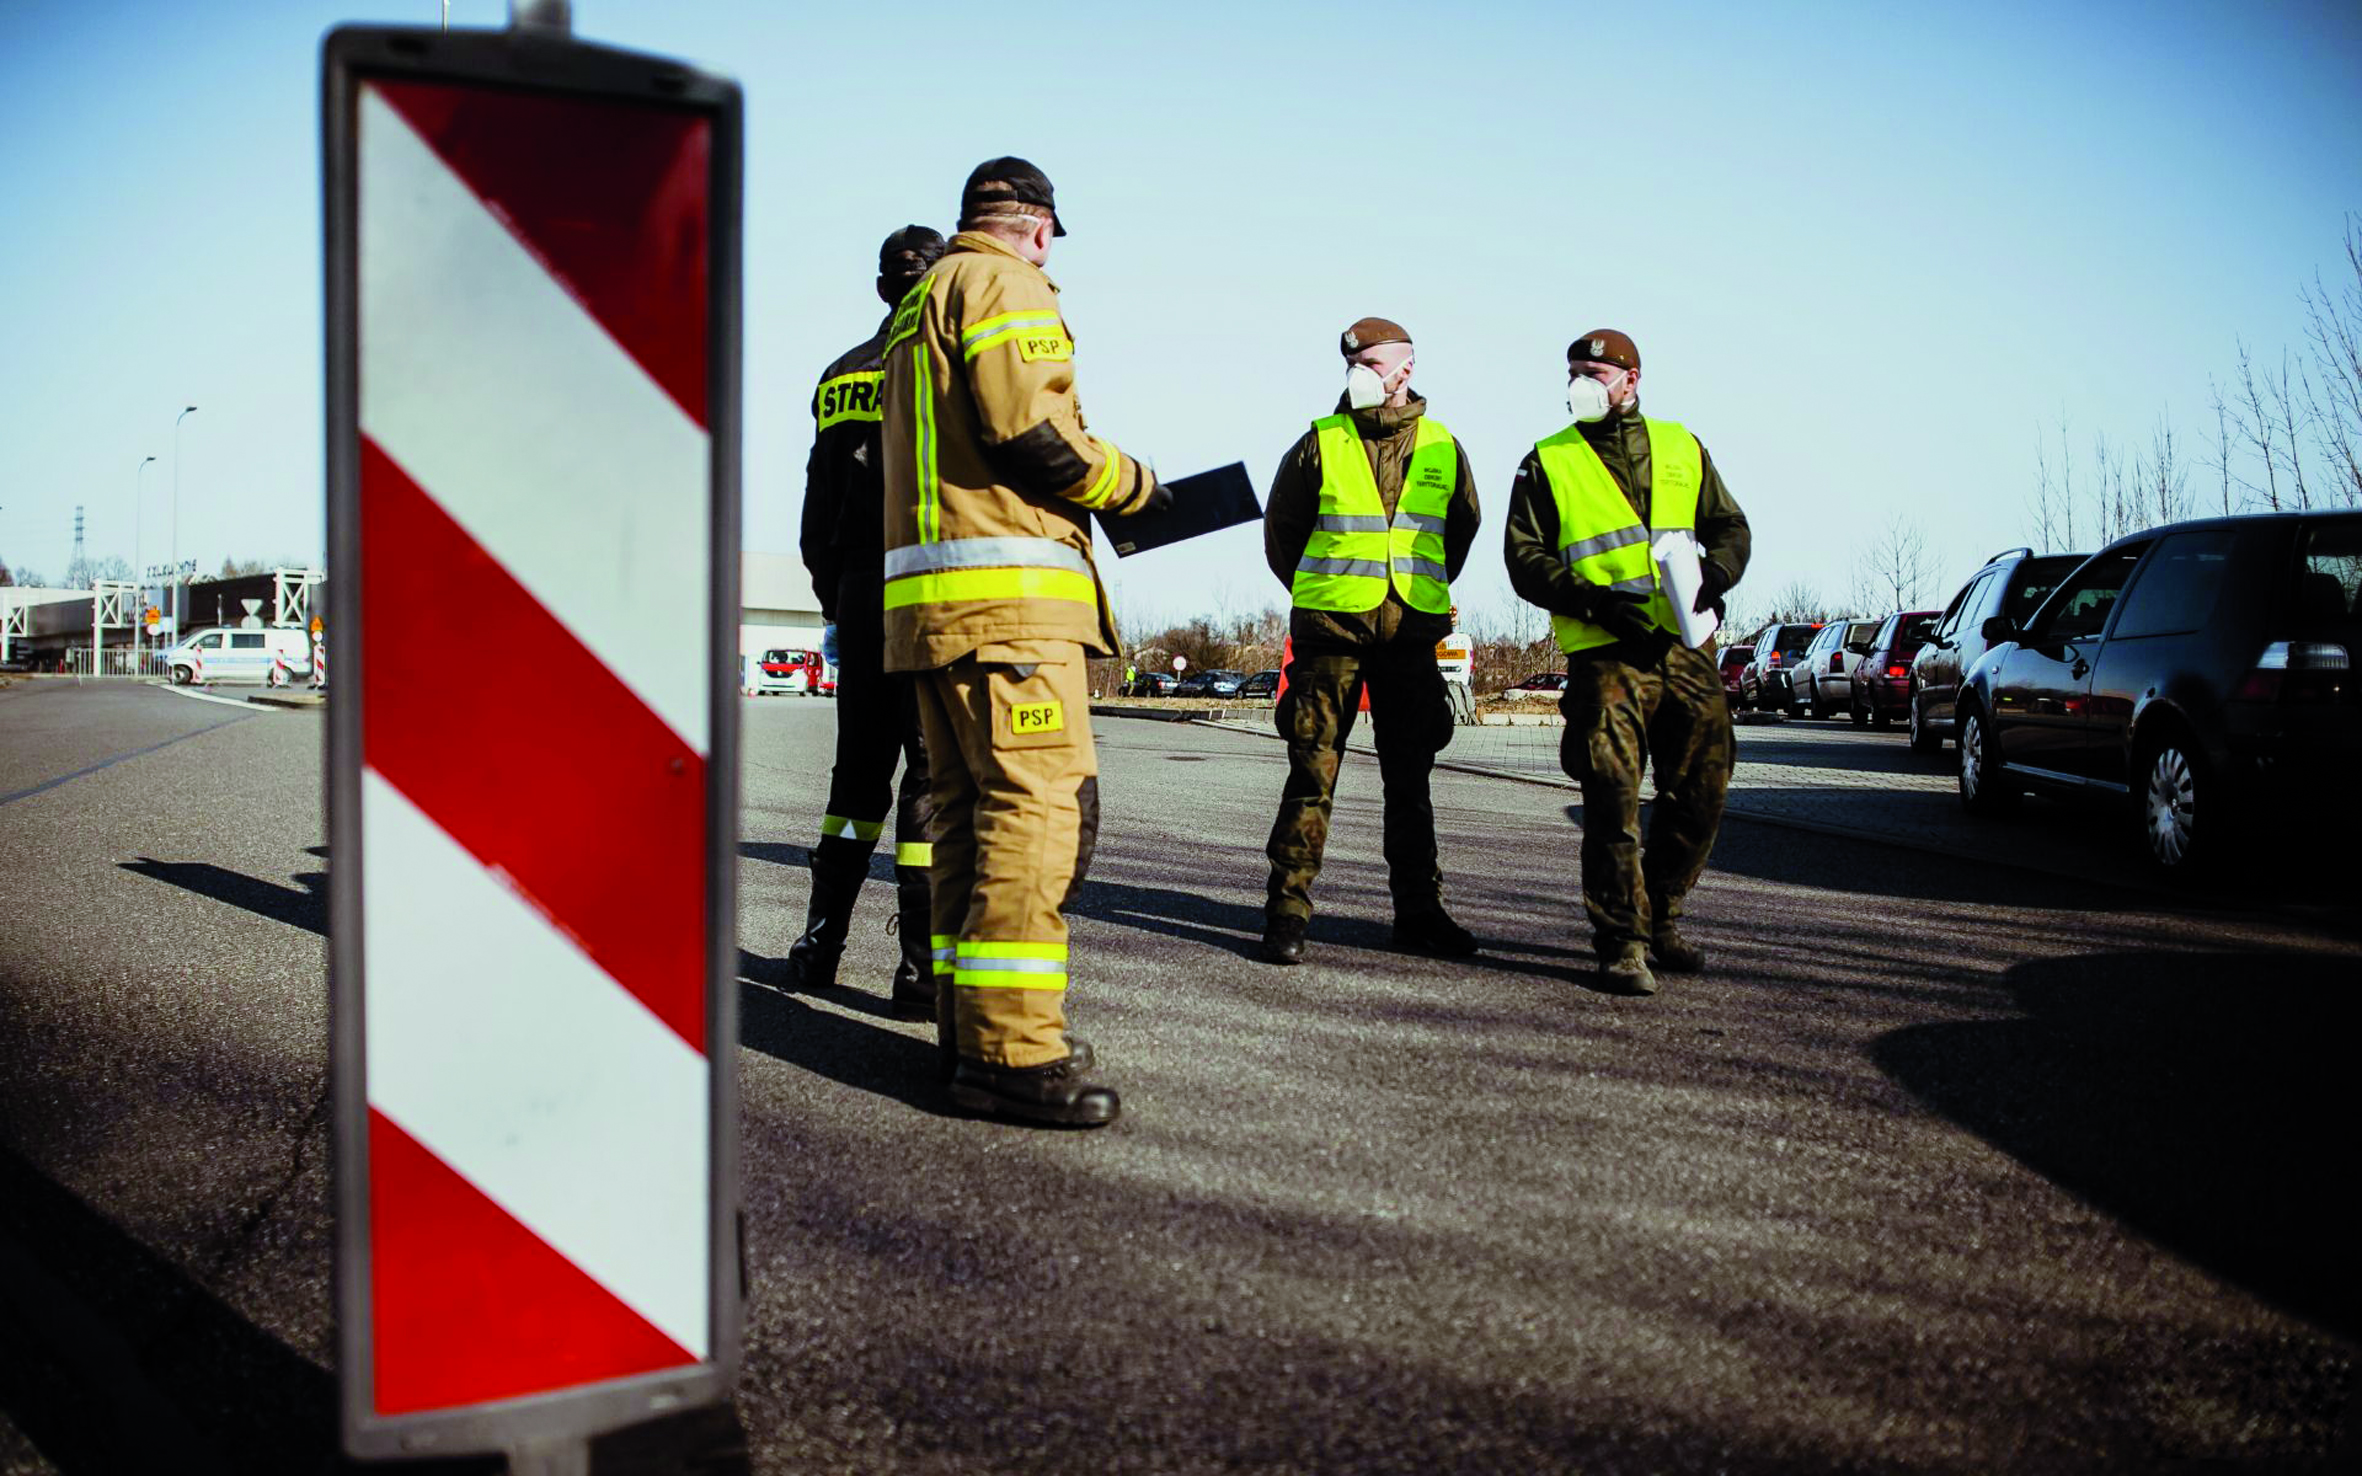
left=3, top=680, right=2358, bottom=1474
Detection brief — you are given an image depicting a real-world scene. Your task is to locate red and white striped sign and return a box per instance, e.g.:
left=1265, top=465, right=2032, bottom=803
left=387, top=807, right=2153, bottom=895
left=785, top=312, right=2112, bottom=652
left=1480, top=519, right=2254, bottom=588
left=352, top=76, right=715, bottom=1418
left=312, top=637, right=328, bottom=689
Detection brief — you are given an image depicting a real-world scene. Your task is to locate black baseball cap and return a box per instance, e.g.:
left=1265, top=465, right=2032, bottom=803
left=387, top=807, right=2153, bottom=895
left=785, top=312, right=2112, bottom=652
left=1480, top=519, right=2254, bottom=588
left=961, top=156, right=1067, bottom=236
left=877, top=224, right=945, bottom=278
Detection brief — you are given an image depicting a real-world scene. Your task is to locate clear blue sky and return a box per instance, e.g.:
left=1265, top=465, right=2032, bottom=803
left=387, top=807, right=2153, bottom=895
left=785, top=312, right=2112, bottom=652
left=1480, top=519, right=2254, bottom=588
left=4, top=0, right=2358, bottom=631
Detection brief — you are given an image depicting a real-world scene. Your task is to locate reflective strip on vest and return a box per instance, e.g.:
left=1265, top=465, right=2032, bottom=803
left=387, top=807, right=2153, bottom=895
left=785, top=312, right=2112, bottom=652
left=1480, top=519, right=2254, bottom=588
left=1535, top=417, right=1703, bottom=654
left=1290, top=414, right=1458, bottom=614
left=895, top=840, right=933, bottom=868
left=952, top=938, right=1068, bottom=991
left=961, top=309, right=1064, bottom=360
left=930, top=934, right=956, bottom=977
left=882, top=536, right=1098, bottom=612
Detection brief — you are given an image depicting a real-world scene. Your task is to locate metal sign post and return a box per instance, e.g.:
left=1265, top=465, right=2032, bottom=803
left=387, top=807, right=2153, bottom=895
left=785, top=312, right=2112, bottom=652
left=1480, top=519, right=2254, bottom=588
left=323, top=18, right=742, bottom=1471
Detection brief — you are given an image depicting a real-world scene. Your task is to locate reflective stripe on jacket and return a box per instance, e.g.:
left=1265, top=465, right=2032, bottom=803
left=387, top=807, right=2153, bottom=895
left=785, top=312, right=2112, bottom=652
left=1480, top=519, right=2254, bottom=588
left=1291, top=415, right=1458, bottom=614
left=878, top=231, right=1157, bottom=670
left=1537, top=416, right=1702, bottom=653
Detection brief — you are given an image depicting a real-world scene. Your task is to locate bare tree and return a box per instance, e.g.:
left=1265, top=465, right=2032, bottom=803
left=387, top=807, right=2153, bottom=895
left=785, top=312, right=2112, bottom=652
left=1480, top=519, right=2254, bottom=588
left=2144, top=414, right=2191, bottom=526
left=1765, top=580, right=1829, bottom=624
left=2208, top=379, right=2237, bottom=515
left=2057, top=413, right=2078, bottom=549
left=2028, top=425, right=2062, bottom=550
left=2299, top=212, right=2362, bottom=504
left=2225, top=340, right=2315, bottom=510
left=1852, top=513, right=1932, bottom=614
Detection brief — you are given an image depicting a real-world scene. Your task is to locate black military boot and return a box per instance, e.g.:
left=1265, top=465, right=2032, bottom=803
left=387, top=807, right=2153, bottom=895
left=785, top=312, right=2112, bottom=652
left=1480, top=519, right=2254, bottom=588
left=887, top=866, right=936, bottom=1023
left=1261, top=913, right=1309, bottom=965
left=786, top=841, right=868, bottom=990
left=1392, top=903, right=1479, bottom=958
left=949, top=1050, right=1120, bottom=1128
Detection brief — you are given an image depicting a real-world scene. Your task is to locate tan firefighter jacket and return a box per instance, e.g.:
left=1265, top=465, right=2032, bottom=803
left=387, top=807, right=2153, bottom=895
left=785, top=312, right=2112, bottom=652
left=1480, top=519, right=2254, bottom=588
left=878, top=230, right=1159, bottom=671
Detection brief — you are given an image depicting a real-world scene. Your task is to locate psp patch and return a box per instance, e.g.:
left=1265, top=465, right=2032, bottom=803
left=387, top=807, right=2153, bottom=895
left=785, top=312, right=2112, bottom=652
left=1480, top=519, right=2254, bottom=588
left=1017, top=334, right=1073, bottom=363
left=1009, top=700, right=1065, bottom=735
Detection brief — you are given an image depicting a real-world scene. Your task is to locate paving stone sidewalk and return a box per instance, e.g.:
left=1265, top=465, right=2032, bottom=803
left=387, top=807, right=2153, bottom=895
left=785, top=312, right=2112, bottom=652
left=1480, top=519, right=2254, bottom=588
left=1199, top=710, right=2205, bottom=898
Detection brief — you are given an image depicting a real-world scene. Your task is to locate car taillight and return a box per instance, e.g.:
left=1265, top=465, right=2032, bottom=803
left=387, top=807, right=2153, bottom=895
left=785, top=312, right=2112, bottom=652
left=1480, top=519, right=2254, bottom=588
left=1829, top=652, right=1845, bottom=673
left=1886, top=664, right=1909, bottom=679
left=2235, top=641, right=2350, bottom=703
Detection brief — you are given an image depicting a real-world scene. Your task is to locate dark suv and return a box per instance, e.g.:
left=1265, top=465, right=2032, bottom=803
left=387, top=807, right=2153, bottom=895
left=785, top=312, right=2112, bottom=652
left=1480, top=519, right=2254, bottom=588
left=1739, top=622, right=1822, bottom=713
left=1954, top=512, right=2360, bottom=872
left=1909, top=547, right=2088, bottom=751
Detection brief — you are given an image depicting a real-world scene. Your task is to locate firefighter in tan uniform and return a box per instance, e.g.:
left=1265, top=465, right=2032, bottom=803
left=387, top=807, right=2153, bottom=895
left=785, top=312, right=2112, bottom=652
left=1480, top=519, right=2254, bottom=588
left=879, top=158, right=1165, bottom=1127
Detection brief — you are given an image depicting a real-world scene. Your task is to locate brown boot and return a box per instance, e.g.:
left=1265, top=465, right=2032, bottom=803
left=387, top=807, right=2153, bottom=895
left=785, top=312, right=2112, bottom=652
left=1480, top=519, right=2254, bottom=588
left=1651, top=925, right=1706, bottom=974
left=1597, top=942, right=1658, bottom=997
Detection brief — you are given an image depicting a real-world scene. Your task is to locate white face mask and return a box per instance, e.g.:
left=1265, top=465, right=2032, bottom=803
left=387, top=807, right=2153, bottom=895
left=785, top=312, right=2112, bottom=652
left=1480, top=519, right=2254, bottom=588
left=1344, top=354, right=1410, bottom=411
left=1567, top=374, right=1611, bottom=422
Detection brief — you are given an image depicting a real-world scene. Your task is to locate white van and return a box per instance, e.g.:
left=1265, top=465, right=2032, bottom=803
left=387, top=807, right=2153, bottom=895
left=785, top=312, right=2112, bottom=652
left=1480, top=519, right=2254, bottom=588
left=165, top=626, right=314, bottom=686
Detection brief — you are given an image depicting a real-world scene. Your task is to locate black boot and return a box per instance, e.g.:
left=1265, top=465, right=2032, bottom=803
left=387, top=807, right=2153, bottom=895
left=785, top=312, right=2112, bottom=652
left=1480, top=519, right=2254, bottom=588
left=888, top=866, right=936, bottom=1023
left=786, top=839, right=869, bottom=990
left=949, top=1051, right=1120, bottom=1128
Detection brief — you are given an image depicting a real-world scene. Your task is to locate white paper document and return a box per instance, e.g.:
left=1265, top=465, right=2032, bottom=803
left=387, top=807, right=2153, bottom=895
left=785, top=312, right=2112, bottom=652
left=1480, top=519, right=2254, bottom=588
left=1651, top=531, right=1720, bottom=649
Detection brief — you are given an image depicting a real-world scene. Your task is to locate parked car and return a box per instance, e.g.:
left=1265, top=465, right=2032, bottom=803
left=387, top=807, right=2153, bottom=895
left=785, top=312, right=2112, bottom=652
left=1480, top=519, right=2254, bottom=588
left=1173, top=668, right=1244, bottom=697
left=163, top=625, right=312, bottom=686
left=1717, top=644, right=1752, bottom=703
left=1850, top=609, right=1942, bottom=727
left=1125, top=670, right=1178, bottom=697
left=753, top=647, right=823, bottom=696
left=1793, top=617, right=1881, bottom=719
left=1505, top=671, right=1568, bottom=695
left=1909, top=546, right=2088, bottom=751
left=1238, top=669, right=1282, bottom=698
left=1954, top=512, right=2359, bottom=873
left=1739, top=622, right=1822, bottom=713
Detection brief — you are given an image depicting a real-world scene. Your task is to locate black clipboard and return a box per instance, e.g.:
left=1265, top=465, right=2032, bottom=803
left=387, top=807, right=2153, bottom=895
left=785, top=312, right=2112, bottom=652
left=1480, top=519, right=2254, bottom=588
left=1095, top=461, right=1261, bottom=557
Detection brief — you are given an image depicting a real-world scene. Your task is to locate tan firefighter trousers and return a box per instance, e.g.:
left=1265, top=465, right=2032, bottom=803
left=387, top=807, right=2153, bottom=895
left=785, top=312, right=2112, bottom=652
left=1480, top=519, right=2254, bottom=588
left=913, top=648, right=1099, bottom=1069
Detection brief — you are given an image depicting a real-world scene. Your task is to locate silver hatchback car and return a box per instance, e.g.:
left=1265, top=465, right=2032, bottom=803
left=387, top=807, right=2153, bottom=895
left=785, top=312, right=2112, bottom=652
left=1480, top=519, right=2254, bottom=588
left=1793, top=617, right=1881, bottom=719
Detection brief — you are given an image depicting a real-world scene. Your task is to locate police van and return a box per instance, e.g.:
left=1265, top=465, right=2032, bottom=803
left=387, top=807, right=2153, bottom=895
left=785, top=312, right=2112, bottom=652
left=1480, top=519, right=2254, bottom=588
left=164, top=626, right=314, bottom=686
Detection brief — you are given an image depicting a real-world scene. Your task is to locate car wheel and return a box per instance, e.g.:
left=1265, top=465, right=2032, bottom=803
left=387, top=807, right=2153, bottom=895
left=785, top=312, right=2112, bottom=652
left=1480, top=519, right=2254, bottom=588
left=171, top=664, right=194, bottom=686
left=2140, top=733, right=2207, bottom=874
left=1908, top=690, right=1942, bottom=752
left=1958, top=705, right=2017, bottom=814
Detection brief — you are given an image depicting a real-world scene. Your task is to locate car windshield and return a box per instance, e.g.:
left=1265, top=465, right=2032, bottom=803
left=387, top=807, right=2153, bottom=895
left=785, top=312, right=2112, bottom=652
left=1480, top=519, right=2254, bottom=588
left=1843, top=620, right=1879, bottom=652
left=1897, top=613, right=1938, bottom=647
left=2297, top=518, right=2362, bottom=632
left=2003, top=555, right=2087, bottom=621
left=1774, top=626, right=1818, bottom=657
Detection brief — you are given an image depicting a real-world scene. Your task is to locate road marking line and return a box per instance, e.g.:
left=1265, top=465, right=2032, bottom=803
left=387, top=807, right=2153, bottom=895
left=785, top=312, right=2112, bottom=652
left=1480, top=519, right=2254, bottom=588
left=159, top=684, right=265, bottom=711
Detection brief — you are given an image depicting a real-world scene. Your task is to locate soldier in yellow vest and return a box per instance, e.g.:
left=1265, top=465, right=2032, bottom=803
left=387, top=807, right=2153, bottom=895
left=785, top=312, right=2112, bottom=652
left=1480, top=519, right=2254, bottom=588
left=1504, top=329, right=1751, bottom=995
left=1259, top=317, right=1483, bottom=966
left=879, top=158, right=1166, bottom=1126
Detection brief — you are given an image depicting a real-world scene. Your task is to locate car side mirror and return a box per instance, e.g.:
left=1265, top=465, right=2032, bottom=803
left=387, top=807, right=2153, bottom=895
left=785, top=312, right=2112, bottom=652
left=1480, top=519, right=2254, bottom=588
left=1980, top=614, right=2016, bottom=645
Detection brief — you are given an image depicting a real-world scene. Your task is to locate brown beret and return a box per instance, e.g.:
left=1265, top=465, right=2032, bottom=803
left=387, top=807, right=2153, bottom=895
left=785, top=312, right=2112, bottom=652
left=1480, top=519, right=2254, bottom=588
left=1340, top=316, right=1411, bottom=357
left=1567, top=328, right=1640, bottom=372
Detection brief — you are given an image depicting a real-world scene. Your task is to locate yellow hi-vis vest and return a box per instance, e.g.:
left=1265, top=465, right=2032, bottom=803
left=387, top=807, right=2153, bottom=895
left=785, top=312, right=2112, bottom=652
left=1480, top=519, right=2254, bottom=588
left=1290, top=415, right=1458, bottom=614
left=1537, top=417, right=1703, bottom=653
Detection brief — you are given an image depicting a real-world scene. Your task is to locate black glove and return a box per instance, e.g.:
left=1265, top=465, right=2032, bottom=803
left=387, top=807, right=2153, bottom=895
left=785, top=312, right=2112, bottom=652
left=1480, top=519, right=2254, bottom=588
left=1694, top=558, right=1731, bottom=617
left=1130, top=469, right=1171, bottom=516
left=1594, top=589, right=1661, bottom=647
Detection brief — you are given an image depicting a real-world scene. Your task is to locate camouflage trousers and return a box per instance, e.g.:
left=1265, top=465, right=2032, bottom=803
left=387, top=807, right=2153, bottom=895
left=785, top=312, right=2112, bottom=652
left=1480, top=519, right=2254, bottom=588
left=1559, top=641, right=1732, bottom=956
left=1264, top=642, right=1454, bottom=923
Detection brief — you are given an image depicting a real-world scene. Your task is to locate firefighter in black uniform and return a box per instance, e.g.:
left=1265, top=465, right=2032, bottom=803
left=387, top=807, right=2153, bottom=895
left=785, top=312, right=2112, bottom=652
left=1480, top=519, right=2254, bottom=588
left=790, top=225, right=949, bottom=1018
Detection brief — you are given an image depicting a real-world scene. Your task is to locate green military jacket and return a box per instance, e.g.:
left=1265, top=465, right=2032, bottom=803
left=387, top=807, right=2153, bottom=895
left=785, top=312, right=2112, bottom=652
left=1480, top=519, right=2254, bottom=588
left=1264, top=392, right=1482, bottom=651
left=1503, top=405, right=1750, bottom=654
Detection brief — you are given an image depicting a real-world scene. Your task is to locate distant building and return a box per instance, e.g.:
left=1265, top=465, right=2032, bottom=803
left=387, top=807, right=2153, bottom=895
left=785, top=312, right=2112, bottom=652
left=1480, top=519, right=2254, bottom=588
left=740, top=551, right=824, bottom=663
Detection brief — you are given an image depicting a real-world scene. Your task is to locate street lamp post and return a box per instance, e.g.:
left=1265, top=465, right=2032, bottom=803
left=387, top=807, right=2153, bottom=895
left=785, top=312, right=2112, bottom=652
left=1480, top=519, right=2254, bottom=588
left=135, top=455, right=156, bottom=666
left=172, top=405, right=197, bottom=639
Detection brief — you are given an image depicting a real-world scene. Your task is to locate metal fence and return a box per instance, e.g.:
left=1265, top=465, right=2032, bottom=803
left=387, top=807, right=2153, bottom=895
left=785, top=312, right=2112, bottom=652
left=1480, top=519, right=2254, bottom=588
left=62, top=648, right=168, bottom=678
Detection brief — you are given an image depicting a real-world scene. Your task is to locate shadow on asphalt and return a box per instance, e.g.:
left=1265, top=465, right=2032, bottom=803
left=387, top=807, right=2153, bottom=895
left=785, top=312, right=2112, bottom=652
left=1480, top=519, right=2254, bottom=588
left=119, top=857, right=327, bottom=935
left=736, top=958, right=953, bottom=1118
left=0, top=1145, right=499, bottom=1476
left=1874, top=950, right=2362, bottom=1342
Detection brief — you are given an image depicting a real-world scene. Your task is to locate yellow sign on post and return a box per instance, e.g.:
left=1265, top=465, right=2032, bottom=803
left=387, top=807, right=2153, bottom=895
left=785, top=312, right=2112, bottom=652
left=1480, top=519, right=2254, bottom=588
left=145, top=607, right=162, bottom=628
left=312, top=616, right=325, bottom=635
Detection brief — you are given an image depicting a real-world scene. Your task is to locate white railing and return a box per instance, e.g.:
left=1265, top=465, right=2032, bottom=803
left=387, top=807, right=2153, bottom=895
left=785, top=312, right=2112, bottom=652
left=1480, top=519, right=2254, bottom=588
left=63, top=648, right=168, bottom=678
